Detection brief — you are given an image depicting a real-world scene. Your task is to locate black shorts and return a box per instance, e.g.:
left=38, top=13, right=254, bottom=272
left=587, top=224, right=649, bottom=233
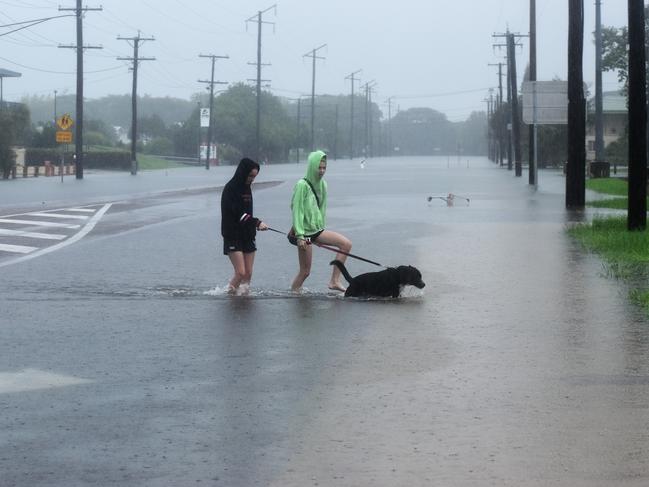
left=223, top=238, right=257, bottom=255
left=288, top=229, right=324, bottom=246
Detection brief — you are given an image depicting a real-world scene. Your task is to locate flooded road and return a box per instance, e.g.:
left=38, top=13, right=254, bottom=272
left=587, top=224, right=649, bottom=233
left=1, top=157, right=648, bottom=486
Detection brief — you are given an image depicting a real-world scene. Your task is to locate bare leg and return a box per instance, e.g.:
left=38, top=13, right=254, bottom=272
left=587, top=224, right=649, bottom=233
left=227, top=251, right=247, bottom=293
left=238, top=252, right=256, bottom=295
left=315, top=230, right=352, bottom=291
left=291, top=244, right=312, bottom=292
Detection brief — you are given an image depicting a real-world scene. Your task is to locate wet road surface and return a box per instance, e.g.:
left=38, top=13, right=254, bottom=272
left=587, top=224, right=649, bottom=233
left=1, top=157, right=648, bottom=486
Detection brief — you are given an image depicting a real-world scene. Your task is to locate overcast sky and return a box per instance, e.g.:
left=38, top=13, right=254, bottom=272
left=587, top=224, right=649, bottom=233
left=0, top=0, right=629, bottom=122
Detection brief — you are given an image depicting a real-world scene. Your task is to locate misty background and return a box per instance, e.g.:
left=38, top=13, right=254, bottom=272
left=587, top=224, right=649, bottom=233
left=0, top=1, right=630, bottom=166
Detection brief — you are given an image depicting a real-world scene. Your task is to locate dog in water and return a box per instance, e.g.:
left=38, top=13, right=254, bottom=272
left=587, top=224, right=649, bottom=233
left=330, top=260, right=425, bottom=298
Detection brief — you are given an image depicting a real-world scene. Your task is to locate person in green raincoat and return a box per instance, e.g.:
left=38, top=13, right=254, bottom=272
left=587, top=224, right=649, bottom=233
left=290, top=150, right=352, bottom=292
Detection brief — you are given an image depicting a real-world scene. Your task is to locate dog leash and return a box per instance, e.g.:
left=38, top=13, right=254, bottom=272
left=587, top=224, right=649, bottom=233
left=266, top=227, right=386, bottom=267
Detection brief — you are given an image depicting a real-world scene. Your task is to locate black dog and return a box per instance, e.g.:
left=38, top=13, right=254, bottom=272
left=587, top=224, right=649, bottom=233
left=330, top=260, right=425, bottom=298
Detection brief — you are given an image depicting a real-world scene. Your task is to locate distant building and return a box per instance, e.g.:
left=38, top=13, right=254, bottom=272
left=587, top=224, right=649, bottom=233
left=586, top=91, right=626, bottom=161
left=113, top=126, right=130, bottom=144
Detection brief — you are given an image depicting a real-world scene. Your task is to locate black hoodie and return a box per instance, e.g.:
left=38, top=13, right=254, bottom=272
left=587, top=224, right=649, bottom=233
left=221, top=158, right=261, bottom=242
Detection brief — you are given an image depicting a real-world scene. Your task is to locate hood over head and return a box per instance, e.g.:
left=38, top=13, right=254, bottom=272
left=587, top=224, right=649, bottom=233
left=304, top=150, right=327, bottom=186
left=229, top=157, right=260, bottom=188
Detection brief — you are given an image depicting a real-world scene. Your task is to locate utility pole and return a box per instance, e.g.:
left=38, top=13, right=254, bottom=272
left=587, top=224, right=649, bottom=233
left=484, top=91, right=495, bottom=162
left=489, top=62, right=506, bottom=166
left=594, top=0, right=605, bottom=163
left=246, top=5, right=276, bottom=162
left=197, top=101, right=201, bottom=165
left=199, top=54, right=228, bottom=170
left=493, top=32, right=525, bottom=175
left=367, top=83, right=376, bottom=157
left=58, top=0, right=102, bottom=180
left=303, top=44, right=326, bottom=152
left=296, top=97, right=302, bottom=163
left=627, top=0, right=647, bottom=230
left=334, top=104, right=339, bottom=160
left=529, top=0, right=537, bottom=185
left=508, top=33, right=523, bottom=177
left=386, top=96, right=394, bottom=157
left=361, top=80, right=375, bottom=158
left=566, top=0, right=586, bottom=208
left=117, top=32, right=155, bottom=176
left=345, top=69, right=361, bottom=159
left=492, top=37, right=515, bottom=170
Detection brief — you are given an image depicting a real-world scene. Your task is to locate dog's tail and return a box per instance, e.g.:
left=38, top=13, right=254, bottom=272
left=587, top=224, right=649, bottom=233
left=329, top=259, right=353, bottom=284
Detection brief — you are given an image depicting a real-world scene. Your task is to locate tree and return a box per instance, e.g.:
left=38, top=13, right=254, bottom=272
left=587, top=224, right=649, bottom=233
left=0, top=104, right=29, bottom=179
left=213, top=83, right=294, bottom=162
left=601, top=5, right=649, bottom=93
left=390, top=108, right=455, bottom=155
left=0, top=111, right=16, bottom=179
left=135, top=114, right=168, bottom=140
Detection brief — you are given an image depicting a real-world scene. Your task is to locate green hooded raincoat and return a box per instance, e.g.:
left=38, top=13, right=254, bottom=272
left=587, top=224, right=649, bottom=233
left=291, top=150, right=328, bottom=240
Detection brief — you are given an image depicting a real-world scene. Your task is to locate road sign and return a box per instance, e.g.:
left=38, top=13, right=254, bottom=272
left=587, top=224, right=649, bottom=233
left=56, top=131, right=73, bottom=143
left=522, top=81, right=568, bottom=125
left=200, top=108, right=210, bottom=128
left=522, top=81, right=589, bottom=125
left=56, top=114, right=74, bottom=130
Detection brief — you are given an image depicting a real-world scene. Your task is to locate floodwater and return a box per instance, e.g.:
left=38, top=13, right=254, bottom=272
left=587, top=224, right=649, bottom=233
left=1, top=156, right=648, bottom=486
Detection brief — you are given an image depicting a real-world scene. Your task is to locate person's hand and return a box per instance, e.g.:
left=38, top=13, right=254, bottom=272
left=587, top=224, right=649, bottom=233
left=257, top=221, right=268, bottom=231
left=297, top=238, right=309, bottom=250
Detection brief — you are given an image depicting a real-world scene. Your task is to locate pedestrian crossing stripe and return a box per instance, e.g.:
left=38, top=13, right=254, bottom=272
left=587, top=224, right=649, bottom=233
left=0, top=229, right=66, bottom=240
left=26, top=212, right=90, bottom=220
left=0, top=243, right=38, bottom=254
left=0, top=218, right=81, bottom=229
left=0, top=203, right=112, bottom=268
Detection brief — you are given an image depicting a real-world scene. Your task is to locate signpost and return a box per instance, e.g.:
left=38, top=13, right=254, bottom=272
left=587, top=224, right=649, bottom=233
left=55, top=113, right=74, bottom=182
left=522, top=81, right=580, bottom=188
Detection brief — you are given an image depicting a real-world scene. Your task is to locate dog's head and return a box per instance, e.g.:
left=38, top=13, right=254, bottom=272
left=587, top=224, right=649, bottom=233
left=397, top=265, right=425, bottom=289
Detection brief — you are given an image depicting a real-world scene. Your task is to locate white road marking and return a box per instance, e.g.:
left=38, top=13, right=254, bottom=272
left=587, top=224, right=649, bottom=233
left=0, top=243, right=38, bottom=253
left=66, top=208, right=97, bottom=213
left=0, top=369, right=92, bottom=394
left=26, top=212, right=90, bottom=220
left=0, top=203, right=112, bottom=268
left=0, top=218, right=81, bottom=229
left=0, top=228, right=66, bottom=240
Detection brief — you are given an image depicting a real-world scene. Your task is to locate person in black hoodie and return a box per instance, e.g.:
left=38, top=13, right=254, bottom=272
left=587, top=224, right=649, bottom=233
left=221, top=158, right=268, bottom=294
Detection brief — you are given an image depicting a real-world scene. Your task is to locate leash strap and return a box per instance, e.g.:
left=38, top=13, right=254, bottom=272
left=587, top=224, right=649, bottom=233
left=315, top=243, right=385, bottom=267
left=266, top=227, right=385, bottom=267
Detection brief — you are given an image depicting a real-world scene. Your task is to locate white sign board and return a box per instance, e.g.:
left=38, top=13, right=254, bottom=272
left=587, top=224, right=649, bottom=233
left=200, top=108, right=210, bottom=128
left=200, top=143, right=218, bottom=161
left=522, top=81, right=569, bottom=125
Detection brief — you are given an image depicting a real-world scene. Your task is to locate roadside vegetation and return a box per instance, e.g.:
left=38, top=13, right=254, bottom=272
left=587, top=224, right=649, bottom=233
left=137, top=154, right=184, bottom=170
left=570, top=177, right=649, bottom=311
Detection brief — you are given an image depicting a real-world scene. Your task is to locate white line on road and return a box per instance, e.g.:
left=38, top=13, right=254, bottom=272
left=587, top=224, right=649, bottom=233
left=66, top=208, right=97, bottom=213
left=0, top=218, right=81, bottom=229
left=0, top=369, right=92, bottom=394
left=0, top=228, right=66, bottom=240
left=0, top=243, right=38, bottom=254
left=0, top=203, right=112, bottom=268
left=26, top=212, right=90, bottom=220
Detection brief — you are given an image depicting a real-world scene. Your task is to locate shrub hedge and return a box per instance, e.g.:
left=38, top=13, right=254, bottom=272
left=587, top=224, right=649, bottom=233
left=25, top=148, right=131, bottom=170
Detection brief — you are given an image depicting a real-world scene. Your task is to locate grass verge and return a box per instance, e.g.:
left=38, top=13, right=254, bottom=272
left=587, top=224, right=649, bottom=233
left=585, top=177, right=628, bottom=196
left=568, top=216, right=649, bottom=311
left=585, top=177, right=649, bottom=210
left=137, top=154, right=184, bottom=170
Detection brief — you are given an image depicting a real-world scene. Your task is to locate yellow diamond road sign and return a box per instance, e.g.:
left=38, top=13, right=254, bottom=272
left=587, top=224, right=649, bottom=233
left=56, top=114, right=73, bottom=130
